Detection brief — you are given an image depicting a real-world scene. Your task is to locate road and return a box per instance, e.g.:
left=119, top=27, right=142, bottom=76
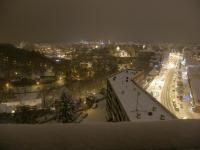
left=147, top=52, right=200, bottom=119
left=160, top=69, right=175, bottom=113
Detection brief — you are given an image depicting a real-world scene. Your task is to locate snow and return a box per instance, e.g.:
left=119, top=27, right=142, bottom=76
left=188, top=66, right=200, bottom=105
left=190, top=79, right=200, bottom=104
left=82, top=100, right=107, bottom=123
left=0, top=104, right=13, bottom=113
left=148, top=68, right=159, bottom=76
left=93, top=93, right=105, bottom=101
left=0, top=120, right=199, bottom=150
left=0, top=98, right=42, bottom=113
left=108, top=69, right=175, bottom=121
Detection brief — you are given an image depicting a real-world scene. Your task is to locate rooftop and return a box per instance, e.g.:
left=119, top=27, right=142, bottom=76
left=0, top=120, right=200, bottom=150
left=108, top=69, right=176, bottom=121
left=188, top=66, right=200, bottom=105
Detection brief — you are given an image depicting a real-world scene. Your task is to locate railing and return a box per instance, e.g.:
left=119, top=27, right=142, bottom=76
left=0, top=120, right=200, bottom=150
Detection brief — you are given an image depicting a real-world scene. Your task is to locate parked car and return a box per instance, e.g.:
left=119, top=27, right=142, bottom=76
left=175, top=107, right=179, bottom=111
left=91, top=103, right=98, bottom=109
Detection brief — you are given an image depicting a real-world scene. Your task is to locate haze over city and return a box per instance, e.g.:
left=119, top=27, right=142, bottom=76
left=0, top=0, right=200, bottom=42
left=1, top=1, right=200, bottom=150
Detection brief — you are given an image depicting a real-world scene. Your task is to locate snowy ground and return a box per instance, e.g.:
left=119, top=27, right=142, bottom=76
left=82, top=99, right=107, bottom=123
left=0, top=84, right=65, bottom=113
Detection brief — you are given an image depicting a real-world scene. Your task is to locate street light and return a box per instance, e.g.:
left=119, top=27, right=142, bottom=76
left=36, top=81, right=40, bottom=85
left=95, top=45, right=99, bottom=49
left=168, top=63, right=175, bottom=69
left=5, top=83, right=10, bottom=88
left=116, top=46, right=120, bottom=51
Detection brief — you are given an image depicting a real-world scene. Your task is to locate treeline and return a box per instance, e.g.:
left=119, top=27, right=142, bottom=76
left=0, top=43, right=53, bottom=66
left=0, top=44, right=60, bottom=78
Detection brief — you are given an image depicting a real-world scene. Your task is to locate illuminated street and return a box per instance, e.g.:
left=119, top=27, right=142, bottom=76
left=160, top=69, right=175, bottom=113
left=147, top=51, right=200, bottom=119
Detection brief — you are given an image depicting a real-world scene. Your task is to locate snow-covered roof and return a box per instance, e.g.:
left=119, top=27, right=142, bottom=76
left=108, top=69, right=176, bottom=121
left=188, top=66, right=200, bottom=105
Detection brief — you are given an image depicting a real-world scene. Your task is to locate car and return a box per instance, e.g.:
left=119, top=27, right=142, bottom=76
left=175, top=107, right=179, bottom=111
left=177, top=95, right=183, bottom=100
left=173, top=102, right=176, bottom=107
left=180, top=104, right=183, bottom=109
left=91, top=103, right=98, bottom=109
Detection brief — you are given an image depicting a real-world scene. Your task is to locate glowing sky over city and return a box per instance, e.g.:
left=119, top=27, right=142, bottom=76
left=0, top=0, right=200, bottom=42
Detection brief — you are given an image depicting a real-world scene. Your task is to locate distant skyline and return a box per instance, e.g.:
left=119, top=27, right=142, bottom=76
left=0, top=0, right=200, bottom=43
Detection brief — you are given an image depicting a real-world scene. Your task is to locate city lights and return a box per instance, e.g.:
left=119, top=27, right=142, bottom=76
left=116, top=46, right=120, bottom=51
left=1, top=41, right=200, bottom=126
left=95, top=45, right=99, bottom=49
left=168, top=63, right=175, bottom=69
left=0, top=0, right=200, bottom=148
left=36, top=81, right=40, bottom=85
left=146, top=51, right=200, bottom=119
left=5, top=83, right=10, bottom=88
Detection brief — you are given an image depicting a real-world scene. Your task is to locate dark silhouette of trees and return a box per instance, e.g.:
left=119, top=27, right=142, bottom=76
left=0, top=44, right=59, bottom=80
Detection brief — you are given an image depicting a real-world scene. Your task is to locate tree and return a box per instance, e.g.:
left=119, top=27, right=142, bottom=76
left=58, top=90, right=75, bottom=123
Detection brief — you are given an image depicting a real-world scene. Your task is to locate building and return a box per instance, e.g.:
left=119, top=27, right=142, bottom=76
left=187, top=66, right=200, bottom=112
left=106, top=69, right=176, bottom=121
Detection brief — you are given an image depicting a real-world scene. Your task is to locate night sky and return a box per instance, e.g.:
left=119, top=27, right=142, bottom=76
left=0, top=0, right=199, bottom=43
